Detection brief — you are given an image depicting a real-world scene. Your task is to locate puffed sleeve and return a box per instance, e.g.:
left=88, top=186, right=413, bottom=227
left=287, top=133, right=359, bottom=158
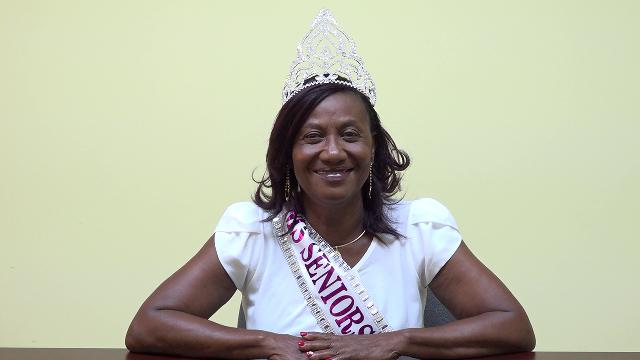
left=408, top=198, right=463, bottom=286
left=213, top=202, right=265, bottom=292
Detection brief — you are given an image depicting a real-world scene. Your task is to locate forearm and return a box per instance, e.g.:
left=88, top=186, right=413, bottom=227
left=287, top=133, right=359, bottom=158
left=125, top=309, right=281, bottom=359
left=393, top=310, right=535, bottom=359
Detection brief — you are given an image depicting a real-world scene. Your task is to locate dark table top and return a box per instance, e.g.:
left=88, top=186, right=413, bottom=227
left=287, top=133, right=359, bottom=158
left=0, top=349, right=638, bottom=360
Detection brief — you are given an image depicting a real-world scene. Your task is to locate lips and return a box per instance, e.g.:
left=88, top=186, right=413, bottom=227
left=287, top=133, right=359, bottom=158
left=314, top=168, right=353, bottom=181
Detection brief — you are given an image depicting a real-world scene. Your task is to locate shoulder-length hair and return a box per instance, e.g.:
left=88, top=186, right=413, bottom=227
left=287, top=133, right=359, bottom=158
left=253, top=83, right=410, bottom=238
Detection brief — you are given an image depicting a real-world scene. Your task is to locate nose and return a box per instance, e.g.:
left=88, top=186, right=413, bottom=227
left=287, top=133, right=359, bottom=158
left=319, top=135, right=347, bottom=164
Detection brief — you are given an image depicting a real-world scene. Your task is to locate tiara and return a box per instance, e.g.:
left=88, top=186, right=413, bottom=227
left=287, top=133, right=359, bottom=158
left=282, top=9, right=377, bottom=106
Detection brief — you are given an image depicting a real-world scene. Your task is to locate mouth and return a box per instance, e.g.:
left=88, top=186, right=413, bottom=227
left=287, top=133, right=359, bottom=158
left=314, top=168, right=353, bottom=181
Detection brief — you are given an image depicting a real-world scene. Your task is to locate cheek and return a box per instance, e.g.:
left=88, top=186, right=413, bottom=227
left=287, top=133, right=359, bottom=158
left=291, top=148, right=311, bottom=177
left=347, top=144, right=374, bottom=162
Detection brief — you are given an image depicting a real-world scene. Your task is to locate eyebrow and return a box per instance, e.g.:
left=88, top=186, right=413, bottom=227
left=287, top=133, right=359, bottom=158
left=301, top=118, right=362, bottom=129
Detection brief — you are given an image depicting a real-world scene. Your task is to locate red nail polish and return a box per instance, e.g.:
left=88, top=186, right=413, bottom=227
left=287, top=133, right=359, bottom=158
left=325, top=358, right=333, bottom=360
left=298, top=340, right=305, bottom=347
left=300, top=331, right=308, bottom=337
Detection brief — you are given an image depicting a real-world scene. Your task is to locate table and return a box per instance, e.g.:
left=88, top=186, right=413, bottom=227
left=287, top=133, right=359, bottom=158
left=0, top=349, right=638, bottom=360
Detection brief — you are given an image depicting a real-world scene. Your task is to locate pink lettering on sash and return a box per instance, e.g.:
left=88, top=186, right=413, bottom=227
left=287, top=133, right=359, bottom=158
left=300, top=243, right=315, bottom=262
left=285, top=209, right=380, bottom=335
left=336, top=307, right=365, bottom=334
left=312, top=266, right=341, bottom=293
left=358, top=325, right=375, bottom=334
left=286, top=211, right=299, bottom=227
left=291, top=224, right=306, bottom=243
left=286, top=210, right=307, bottom=243
left=286, top=210, right=304, bottom=230
left=320, top=282, right=348, bottom=305
left=305, top=253, right=331, bottom=277
left=329, top=295, right=354, bottom=316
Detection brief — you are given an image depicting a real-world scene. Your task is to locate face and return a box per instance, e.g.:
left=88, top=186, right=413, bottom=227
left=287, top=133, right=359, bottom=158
left=292, top=91, right=374, bottom=208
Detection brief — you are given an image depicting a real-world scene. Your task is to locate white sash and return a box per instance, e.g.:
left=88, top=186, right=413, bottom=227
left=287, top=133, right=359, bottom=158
left=272, top=209, right=392, bottom=335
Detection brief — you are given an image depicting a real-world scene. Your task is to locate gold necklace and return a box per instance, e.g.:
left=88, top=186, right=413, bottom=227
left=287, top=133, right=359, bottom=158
left=333, top=230, right=367, bottom=250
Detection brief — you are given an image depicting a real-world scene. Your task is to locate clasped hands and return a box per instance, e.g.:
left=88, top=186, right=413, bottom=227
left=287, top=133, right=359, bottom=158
left=270, top=331, right=401, bottom=360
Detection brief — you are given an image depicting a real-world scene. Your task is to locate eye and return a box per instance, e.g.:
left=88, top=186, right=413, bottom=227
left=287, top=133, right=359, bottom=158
left=302, top=131, right=323, bottom=143
left=342, top=129, right=361, bottom=141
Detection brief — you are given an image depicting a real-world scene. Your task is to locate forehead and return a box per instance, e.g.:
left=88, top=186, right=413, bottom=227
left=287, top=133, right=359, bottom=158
left=303, top=91, right=369, bottom=128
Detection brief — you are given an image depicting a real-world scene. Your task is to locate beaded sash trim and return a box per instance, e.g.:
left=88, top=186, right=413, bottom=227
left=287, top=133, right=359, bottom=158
left=272, top=209, right=392, bottom=335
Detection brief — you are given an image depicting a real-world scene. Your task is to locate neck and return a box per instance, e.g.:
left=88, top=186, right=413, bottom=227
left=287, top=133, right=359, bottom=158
left=301, top=195, right=365, bottom=247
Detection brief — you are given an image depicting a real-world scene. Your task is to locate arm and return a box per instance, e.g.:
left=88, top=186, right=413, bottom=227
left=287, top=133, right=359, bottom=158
left=125, top=235, right=306, bottom=359
left=300, top=242, right=535, bottom=360
left=395, top=241, right=535, bottom=358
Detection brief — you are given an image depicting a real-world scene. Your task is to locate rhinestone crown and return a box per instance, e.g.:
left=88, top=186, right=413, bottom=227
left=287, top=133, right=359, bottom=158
left=282, top=9, right=376, bottom=106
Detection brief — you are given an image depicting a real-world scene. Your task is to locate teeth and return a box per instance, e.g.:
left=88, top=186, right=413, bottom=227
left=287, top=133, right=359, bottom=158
left=319, top=169, right=348, bottom=173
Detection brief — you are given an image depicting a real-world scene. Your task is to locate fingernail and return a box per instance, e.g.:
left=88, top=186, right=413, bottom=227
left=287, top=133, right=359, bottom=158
left=298, top=340, right=305, bottom=347
left=300, top=331, right=308, bottom=337
left=325, top=358, right=333, bottom=360
left=306, top=351, right=314, bottom=357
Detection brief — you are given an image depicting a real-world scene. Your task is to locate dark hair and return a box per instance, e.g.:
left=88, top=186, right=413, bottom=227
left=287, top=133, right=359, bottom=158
left=253, top=83, right=410, bottom=238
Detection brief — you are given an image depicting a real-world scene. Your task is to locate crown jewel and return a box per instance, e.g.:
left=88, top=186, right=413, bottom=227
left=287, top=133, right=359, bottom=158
left=282, top=9, right=377, bottom=106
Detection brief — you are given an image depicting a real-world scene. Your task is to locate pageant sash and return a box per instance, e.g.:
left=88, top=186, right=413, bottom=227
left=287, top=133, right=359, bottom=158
left=272, top=209, right=392, bottom=335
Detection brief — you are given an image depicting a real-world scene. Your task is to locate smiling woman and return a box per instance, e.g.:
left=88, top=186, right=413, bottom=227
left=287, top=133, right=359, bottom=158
left=125, top=9, right=535, bottom=360
left=254, top=83, right=410, bottom=241
left=294, top=91, right=373, bottom=209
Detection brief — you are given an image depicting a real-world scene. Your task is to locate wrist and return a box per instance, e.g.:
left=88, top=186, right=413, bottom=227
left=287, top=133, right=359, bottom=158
left=256, top=330, right=278, bottom=357
left=388, top=329, right=411, bottom=357
left=257, top=331, right=293, bottom=358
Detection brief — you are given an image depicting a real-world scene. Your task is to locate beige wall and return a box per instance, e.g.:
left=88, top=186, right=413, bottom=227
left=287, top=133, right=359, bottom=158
left=1, top=0, right=638, bottom=351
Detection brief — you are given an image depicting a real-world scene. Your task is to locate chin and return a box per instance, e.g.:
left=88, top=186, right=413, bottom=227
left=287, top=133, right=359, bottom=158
left=304, top=188, right=363, bottom=207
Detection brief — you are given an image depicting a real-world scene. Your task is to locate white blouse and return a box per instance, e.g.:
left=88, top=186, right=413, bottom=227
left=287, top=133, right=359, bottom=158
left=214, top=198, right=462, bottom=335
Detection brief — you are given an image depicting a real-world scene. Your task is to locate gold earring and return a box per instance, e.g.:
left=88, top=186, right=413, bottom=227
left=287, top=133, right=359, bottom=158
left=368, top=163, right=373, bottom=199
left=285, top=169, right=290, bottom=202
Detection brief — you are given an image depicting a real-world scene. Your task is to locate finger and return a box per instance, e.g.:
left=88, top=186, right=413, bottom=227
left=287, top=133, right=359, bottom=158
left=308, top=349, right=337, bottom=360
left=298, top=339, right=331, bottom=352
left=300, top=331, right=329, bottom=341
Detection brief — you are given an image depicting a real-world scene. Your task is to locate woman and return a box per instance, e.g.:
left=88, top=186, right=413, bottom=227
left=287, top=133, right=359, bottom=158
left=126, top=9, right=535, bottom=360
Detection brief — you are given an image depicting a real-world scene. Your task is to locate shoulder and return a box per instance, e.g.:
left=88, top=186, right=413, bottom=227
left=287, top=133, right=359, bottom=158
left=384, top=198, right=459, bottom=235
left=400, top=199, right=463, bottom=285
left=214, top=201, right=269, bottom=234
left=212, top=202, right=270, bottom=291
left=407, top=198, right=459, bottom=230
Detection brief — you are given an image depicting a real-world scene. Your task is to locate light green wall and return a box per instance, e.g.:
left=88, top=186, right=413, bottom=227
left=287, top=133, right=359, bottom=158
left=1, top=0, right=638, bottom=351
